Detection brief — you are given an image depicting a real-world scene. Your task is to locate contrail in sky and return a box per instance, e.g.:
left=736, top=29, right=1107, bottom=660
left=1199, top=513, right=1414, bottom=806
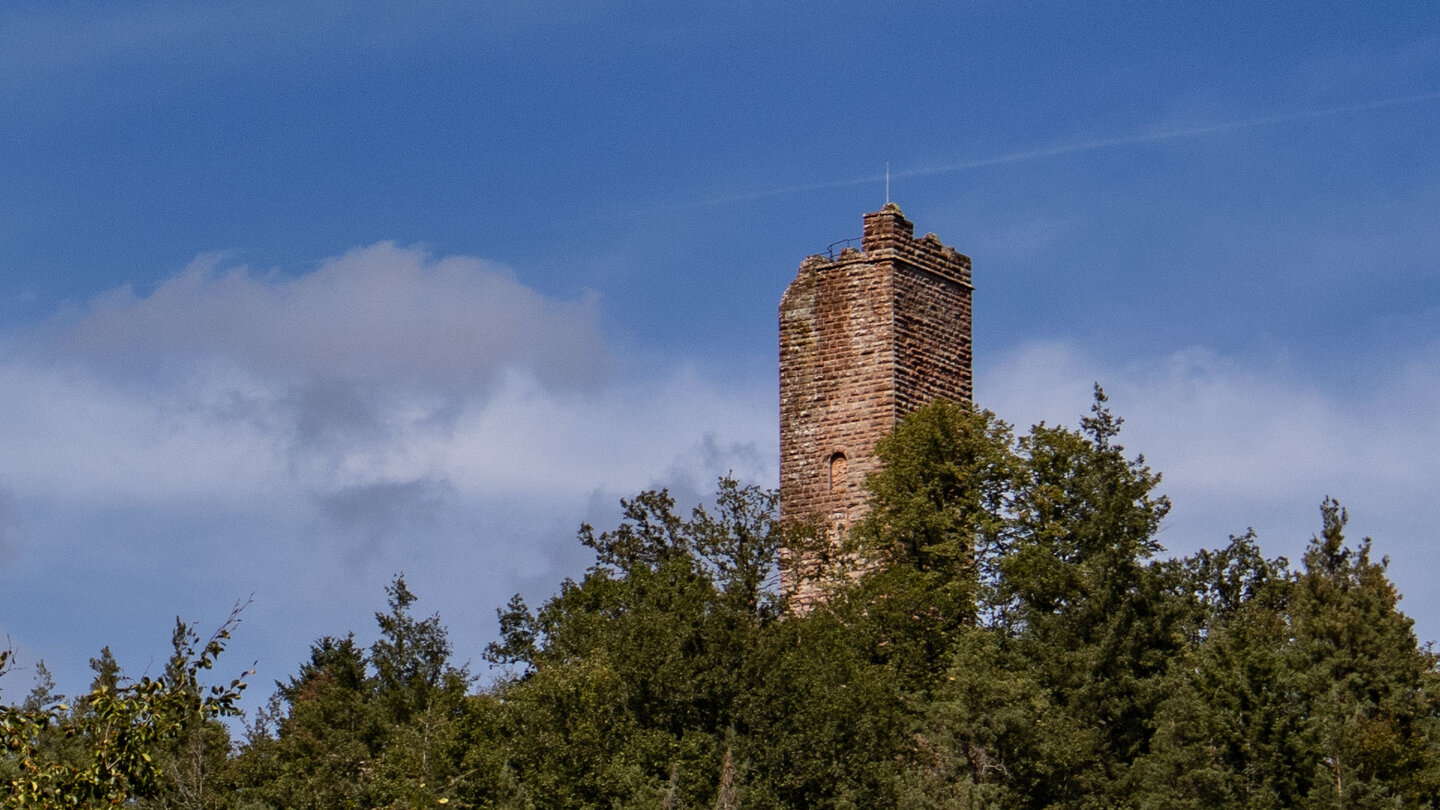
left=698, top=89, right=1440, bottom=207
left=550, top=89, right=1440, bottom=229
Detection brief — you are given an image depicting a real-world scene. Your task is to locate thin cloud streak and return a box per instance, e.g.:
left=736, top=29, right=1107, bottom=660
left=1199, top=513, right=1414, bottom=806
left=670, top=90, right=1440, bottom=211
left=900, top=89, right=1440, bottom=180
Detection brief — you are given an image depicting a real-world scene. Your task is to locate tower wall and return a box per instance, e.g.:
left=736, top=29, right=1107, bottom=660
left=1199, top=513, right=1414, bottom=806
left=778, top=204, right=972, bottom=600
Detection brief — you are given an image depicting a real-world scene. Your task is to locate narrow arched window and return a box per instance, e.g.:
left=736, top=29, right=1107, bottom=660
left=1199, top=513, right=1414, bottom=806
left=828, top=452, right=848, bottom=494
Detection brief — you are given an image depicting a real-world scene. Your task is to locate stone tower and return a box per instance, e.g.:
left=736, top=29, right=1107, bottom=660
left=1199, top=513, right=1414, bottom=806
left=778, top=203, right=973, bottom=598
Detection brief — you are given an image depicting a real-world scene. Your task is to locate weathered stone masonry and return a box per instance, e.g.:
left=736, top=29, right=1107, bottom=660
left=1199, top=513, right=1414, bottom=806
left=779, top=203, right=972, bottom=598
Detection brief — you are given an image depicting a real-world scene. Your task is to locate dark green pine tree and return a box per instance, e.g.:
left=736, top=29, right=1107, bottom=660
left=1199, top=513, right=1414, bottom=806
left=1289, top=501, right=1440, bottom=807
left=236, top=635, right=379, bottom=809
left=1129, top=533, right=1299, bottom=808
left=234, top=576, right=472, bottom=809
left=1134, top=503, right=1440, bottom=808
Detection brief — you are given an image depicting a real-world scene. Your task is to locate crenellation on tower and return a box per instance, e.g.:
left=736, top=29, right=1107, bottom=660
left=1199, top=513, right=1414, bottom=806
left=860, top=202, right=914, bottom=250
left=779, top=203, right=973, bottom=604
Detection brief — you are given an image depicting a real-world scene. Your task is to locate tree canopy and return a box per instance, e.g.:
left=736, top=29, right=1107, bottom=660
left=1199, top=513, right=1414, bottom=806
left=5, top=394, right=1437, bottom=807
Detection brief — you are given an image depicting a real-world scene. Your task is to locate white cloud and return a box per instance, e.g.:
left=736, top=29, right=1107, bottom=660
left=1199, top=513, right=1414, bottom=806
left=3, top=244, right=609, bottom=501
left=0, top=242, right=778, bottom=705
left=1, top=241, right=772, bottom=516
left=37, top=243, right=609, bottom=393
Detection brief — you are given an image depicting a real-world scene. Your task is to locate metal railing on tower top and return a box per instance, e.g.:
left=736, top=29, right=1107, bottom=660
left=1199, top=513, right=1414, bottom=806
left=825, top=237, right=861, bottom=260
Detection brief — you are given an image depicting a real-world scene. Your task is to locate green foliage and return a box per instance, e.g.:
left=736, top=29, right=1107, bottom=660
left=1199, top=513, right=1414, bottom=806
left=0, top=608, right=249, bottom=808
left=846, top=392, right=1175, bottom=806
left=840, top=394, right=1437, bottom=808
left=733, top=606, right=911, bottom=808
left=860, top=400, right=1017, bottom=611
left=10, top=394, right=1438, bottom=807
left=1133, top=502, right=1440, bottom=808
left=233, top=575, right=473, bottom=809
left=479, top=477, right=799, bottom=807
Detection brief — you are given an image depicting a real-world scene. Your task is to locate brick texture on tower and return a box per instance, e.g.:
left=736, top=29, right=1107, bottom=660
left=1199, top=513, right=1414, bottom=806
left=778, top=203, right=972, bottom=603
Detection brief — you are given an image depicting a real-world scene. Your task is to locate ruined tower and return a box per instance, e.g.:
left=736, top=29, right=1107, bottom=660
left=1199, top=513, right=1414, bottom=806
left=779, top=203, right=973, bottom=597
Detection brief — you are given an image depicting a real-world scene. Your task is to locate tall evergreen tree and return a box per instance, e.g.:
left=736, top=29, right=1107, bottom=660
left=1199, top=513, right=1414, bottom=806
left=1134, top=502, right=1440, bottom=808
left=234, top=576, right=471, bottom=809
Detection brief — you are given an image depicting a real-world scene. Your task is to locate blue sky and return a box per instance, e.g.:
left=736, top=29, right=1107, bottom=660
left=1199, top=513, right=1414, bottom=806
left=2, top=2, right=1439, bottom=708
